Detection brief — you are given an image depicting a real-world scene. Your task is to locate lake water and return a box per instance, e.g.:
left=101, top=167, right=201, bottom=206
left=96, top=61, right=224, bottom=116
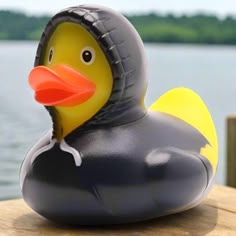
left=1, top=41, right=236, bottom=200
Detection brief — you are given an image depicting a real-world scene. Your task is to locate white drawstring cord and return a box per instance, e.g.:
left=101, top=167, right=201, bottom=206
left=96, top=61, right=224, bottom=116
left=60, top=139, right=82, bottom=166
left=30, top=138, right=82, bottom=166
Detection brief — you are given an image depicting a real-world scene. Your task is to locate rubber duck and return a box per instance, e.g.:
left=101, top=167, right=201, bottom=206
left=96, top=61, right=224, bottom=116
left=20, top=4, right=218, bottom=225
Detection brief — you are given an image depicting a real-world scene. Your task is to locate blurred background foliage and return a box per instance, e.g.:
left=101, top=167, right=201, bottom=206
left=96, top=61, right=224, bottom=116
left=1, top=10, right=236, bottom=44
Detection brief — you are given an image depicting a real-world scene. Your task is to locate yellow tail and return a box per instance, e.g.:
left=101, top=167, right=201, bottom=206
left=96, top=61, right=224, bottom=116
left=149, top=87, right=218, bottom=173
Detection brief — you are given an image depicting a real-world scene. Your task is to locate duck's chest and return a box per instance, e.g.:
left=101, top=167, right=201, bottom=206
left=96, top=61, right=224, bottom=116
left=23, top=127, right=149, bottom=202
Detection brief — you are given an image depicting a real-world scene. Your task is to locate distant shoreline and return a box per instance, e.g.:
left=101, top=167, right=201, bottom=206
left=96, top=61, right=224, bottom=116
left=1, top=10, right=236, bottom=45
left=2, top=39, right=236, bottom=47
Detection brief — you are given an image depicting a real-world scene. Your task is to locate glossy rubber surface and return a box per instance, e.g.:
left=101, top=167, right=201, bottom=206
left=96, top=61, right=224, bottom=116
left=21, top=112, right=213, bottom=225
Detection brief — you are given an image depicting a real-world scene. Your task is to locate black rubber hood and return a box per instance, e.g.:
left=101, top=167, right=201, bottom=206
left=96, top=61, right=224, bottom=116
left=34, top=4, right=148, bottom=134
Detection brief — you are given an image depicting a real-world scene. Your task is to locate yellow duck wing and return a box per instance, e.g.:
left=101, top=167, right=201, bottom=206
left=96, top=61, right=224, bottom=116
left=149, top=87, right=218, bottom=173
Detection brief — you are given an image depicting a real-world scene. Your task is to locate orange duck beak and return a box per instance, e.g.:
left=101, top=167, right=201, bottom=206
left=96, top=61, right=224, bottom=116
left=28, top=64, right=96, bottom=107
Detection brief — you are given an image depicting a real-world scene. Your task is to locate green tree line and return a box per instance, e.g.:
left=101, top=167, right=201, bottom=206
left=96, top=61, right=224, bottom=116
left=1, top=10, right=236, bottom=44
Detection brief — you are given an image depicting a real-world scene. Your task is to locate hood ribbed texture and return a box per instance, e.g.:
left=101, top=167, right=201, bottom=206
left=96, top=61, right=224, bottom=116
left=34, top=5, right=148, bottom=139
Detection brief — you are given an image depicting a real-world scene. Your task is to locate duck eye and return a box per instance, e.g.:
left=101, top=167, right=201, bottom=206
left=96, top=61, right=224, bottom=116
left=80, top=47, right=95, bottom=65
left=83, top=51, right=92, bottom=62
left=48, top=47, right=54, bottom=64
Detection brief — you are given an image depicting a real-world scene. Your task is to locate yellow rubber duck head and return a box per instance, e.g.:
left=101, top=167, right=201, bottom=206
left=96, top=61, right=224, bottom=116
left=29, top=5, right=148, bottom=140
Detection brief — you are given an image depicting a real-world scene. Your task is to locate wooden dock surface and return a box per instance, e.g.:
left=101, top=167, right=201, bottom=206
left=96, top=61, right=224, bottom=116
left=0, top=185, right=236, bottom=236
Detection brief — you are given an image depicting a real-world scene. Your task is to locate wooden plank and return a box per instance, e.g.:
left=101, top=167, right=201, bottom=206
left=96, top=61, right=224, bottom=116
left=204, top=185, right=236, bottom=213
left=226, top=115, right=236, bottom=187
left=0, top=185, right=236, bottom=236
